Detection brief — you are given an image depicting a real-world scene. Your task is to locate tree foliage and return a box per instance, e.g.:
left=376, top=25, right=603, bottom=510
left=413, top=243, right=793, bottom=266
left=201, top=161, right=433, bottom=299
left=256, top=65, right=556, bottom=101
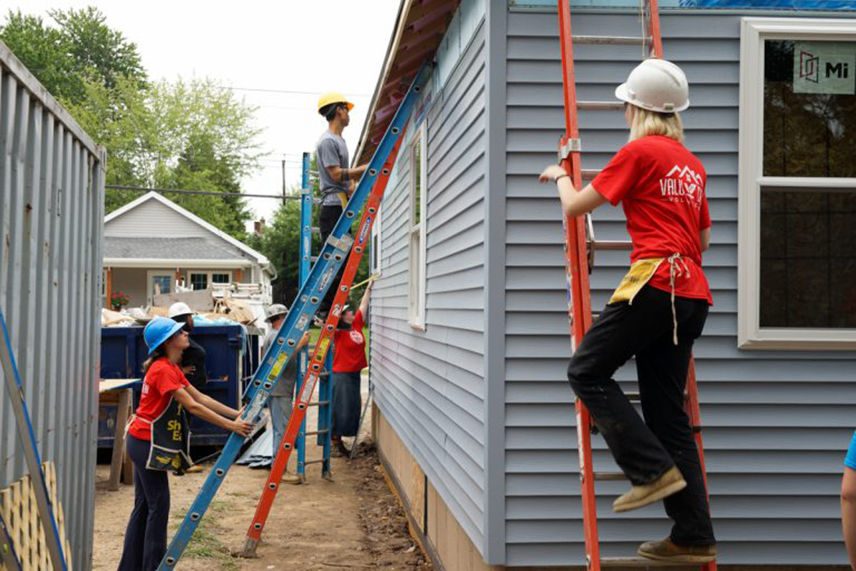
left=0, top=7, right=260, bottom=240
left=247, top=173, right=370, bottom=306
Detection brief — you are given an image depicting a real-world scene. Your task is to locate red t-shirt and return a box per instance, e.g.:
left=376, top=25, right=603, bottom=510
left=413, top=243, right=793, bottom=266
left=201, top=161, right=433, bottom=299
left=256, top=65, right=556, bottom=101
left=592, top=135, right=713, bottom=304
left=333, top=310, right=368, bottom=373
left=128, top=358, right=189, bottom=441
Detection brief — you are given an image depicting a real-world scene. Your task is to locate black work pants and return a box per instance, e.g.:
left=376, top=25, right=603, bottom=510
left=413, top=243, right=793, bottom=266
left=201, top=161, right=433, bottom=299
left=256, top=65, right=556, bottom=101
left=118, top=435, right=170, bottom=570
left=319, top=204, right=345, bottom=314
left=567, top=285, right=715, bottom=546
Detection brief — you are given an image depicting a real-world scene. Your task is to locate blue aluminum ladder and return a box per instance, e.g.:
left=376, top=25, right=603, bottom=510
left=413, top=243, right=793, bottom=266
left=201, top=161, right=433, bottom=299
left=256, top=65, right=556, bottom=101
left=295, top=152, right=334, bottom=482
left=157, top=64, right=431, bottom=570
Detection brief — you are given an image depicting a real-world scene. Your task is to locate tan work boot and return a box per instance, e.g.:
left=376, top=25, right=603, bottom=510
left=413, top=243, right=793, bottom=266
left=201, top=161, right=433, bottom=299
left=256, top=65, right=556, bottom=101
left=612, top=466, right=686, bottom=513
left=282, top=470, right=302, bottom=485
left=638, top=538, right=716, bottom=563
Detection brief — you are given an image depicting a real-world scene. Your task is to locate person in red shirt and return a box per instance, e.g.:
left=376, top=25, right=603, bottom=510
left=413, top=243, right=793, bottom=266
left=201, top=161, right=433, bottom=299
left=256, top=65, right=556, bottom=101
left=539, top=59, right=715, bottom=563
left=330, top=278, right=373, bottom=455
left=118, top=317, right=253, bottom=571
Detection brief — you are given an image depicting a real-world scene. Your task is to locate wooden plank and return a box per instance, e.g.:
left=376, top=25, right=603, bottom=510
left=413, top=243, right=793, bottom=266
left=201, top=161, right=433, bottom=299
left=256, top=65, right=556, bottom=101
left=99, top=378, right=141, bottom=393
left=108, top=389, right=132, bottom=491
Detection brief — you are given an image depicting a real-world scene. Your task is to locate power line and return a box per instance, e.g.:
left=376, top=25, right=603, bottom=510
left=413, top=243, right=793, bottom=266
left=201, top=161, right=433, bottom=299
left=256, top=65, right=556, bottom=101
left=228, top=86, right=372, bottom=97
left=105, top=184, right=302, bottom=200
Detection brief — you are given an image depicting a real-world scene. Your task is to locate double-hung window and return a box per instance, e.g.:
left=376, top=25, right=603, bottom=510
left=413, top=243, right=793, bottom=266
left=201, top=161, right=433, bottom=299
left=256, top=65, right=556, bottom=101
left=739, top=18, right=856, bottom=349
left=408, top=126, right=427, bottom=330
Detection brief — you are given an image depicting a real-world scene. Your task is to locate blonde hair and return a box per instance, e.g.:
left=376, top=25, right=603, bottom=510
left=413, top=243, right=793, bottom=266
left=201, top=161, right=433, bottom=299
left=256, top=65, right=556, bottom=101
left=628, top=106, right=684, bottom=143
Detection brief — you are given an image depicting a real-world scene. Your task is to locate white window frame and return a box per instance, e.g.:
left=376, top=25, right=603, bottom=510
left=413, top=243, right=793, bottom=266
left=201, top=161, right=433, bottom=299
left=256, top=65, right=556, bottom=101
left=738, top=17, right=856, bottom=350
left=408, top=125, right=428, bottom=330
left=185, top=270, right=233, bottom=291
left=146, top=270, right=174, bottom=305
left=370, top=205, right=383, bottom=274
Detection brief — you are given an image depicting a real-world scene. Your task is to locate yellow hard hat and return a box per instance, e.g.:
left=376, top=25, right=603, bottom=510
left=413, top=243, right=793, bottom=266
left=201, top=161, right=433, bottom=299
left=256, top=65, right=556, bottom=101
left=317, top=92, right=354, bottom=113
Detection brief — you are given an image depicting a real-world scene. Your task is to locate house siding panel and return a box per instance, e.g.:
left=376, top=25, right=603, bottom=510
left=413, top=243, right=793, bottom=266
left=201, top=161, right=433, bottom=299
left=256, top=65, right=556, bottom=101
left=104, top=199, right=211, bottom=238
left=503, top=7, right=856, bottom=566
left=370, top=19, right=489, bottom=553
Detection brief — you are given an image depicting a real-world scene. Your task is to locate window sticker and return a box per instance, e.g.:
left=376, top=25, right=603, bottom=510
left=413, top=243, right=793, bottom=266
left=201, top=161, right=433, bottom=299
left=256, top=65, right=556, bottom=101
left=793, top=41, right=856, bottom=95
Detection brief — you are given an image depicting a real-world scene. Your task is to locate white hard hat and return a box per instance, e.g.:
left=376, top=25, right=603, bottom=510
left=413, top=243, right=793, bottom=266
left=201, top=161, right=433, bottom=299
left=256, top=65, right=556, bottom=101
left=168, top=302, right=193, bottom=319
left=615, top=59, right=689, bottom=114
left=265, top=304, right=288, bottom=322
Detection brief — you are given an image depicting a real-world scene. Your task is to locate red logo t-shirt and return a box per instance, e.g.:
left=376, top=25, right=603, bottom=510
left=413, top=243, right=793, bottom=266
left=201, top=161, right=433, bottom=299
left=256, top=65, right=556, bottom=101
left=128, top=358, right=189, bottom=441
left=333, top=310, right=368, bottom=373
left=591, top=135, right=713, bottom=304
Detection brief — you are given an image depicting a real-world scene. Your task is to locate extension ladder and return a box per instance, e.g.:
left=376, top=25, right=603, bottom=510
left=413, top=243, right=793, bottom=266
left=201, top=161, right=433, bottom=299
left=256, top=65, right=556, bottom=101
left=239, top=116, right=407, bottom=560
left=0, top=310, right=67, bottom=570
left=554, top=2, right=716, bottom=568
left=294, top=155, right=335, bottom=483
left=158, top=64, right=431, bottom=570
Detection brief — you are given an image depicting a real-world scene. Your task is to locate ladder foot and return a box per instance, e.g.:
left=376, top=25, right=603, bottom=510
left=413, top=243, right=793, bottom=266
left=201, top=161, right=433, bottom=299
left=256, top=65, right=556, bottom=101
left=235, top=538, right=260, bottom=559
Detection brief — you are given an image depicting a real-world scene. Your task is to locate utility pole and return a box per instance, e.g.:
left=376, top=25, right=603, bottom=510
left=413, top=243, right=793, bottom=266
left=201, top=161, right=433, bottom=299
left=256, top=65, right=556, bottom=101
left=282, top=156, right=288, bottom=204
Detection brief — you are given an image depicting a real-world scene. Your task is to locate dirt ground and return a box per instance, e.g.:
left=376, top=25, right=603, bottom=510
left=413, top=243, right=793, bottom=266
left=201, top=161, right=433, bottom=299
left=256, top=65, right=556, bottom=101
left=93, top=387, right=431, bottom=570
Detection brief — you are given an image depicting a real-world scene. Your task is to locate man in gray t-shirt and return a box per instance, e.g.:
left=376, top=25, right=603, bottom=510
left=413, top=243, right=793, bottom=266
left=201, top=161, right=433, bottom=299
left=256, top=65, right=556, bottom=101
left=315, top=92, right=368, bottom=315
left=316, top=130, right=350, bottom=208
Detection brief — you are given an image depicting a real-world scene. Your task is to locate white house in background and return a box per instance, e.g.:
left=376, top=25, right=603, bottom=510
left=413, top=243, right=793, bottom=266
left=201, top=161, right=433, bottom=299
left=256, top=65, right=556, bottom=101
left=103, top=191, right=273, bottom=308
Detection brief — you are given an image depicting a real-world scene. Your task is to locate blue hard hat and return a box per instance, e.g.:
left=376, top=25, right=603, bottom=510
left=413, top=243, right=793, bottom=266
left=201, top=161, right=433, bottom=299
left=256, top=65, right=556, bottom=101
left=144, top=316, right=186, bottom=355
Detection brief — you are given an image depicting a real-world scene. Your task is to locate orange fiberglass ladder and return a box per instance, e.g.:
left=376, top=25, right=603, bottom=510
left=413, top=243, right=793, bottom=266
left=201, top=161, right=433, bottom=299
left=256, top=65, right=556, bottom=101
left=555, top=1, right=716, bottom=569
left=238, top=124, right=410, bottom=559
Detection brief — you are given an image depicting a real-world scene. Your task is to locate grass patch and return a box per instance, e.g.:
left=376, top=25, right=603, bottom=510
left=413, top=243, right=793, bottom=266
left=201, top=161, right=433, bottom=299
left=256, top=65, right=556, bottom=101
left=172, top=500, right=237, bottom=570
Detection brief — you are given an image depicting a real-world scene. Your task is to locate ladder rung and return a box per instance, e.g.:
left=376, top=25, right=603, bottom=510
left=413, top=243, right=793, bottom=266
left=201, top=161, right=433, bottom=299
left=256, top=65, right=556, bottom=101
left=310, top=226, right=321, bottom=234
left=581, top=168, right=600, bottom=180
left=593, top=471, right=626, bottom=481
left=573, top=35, right=644, bottom=46
left=578, top=101, right=624, bottom=111
left=311, top=256, right=319, bottom=262
left=600, top=557, right=691, bottom=567
left=591, top=240, right=633, bottom=251
left=306, top=400, right=329, bottom=407
left=304, top=459, right=326, bottom=466
left=305, top=429, right=329, bottom=437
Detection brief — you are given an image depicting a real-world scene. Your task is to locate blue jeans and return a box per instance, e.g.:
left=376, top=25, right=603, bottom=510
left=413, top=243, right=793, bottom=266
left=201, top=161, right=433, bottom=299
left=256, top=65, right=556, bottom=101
left=118, top=436, right=170, bottom=571
left=269, top=392, right=294, bottom=457
left=332, top=371, right=361, bottom=437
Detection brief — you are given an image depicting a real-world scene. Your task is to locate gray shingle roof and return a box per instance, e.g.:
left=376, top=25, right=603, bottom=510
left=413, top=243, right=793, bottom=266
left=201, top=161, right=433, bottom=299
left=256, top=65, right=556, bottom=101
left=103, top=236, right=250, bottom=261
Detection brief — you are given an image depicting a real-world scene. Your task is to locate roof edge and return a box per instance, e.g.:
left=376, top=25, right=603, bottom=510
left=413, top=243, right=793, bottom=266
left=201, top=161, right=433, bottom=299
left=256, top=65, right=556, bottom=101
left=104, top=192, right=271, bottom=266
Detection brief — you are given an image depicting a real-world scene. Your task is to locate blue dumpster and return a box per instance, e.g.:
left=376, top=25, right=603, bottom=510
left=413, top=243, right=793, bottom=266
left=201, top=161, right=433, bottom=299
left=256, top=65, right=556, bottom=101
left=99, top=324, right=259, bottom=448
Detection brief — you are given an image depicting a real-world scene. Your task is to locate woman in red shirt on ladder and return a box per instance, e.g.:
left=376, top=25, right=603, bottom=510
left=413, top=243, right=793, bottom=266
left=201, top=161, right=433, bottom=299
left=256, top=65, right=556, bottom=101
left=539, top=59, right=716, bottom=563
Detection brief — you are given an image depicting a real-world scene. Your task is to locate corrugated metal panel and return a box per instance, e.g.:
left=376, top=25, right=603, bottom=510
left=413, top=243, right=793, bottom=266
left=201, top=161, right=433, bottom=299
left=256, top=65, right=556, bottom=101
left=0, top=40, right=105, bottom=569
left=503, top=7, right=856, bottom=566
left=370, top=16, right=489, bottom=553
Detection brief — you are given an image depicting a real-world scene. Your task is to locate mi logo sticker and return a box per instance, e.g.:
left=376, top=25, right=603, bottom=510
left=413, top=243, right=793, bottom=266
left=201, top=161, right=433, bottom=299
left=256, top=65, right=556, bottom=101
left=794, top=42, right=856, bottom=95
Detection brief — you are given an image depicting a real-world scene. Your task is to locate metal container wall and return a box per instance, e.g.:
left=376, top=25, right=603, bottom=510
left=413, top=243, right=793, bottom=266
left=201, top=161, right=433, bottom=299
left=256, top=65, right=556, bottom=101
left=0, top=40, right=105, bottom=569
left=99, top=325, right=251, bottom=447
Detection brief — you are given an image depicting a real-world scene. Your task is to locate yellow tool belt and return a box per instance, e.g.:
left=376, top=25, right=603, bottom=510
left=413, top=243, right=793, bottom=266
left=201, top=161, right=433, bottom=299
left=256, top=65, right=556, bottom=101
left=608, top=254, right=691, bottom=345
left=608, top=258, right=665, bottom=305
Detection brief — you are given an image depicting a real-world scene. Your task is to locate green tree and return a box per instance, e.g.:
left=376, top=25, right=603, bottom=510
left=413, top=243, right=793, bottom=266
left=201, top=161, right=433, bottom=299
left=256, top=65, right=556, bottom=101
left=2, top=8, right=262, bottom=241
left=0, top=7, right=144, bottom=103
left=248, top=189, right=370, bottom=307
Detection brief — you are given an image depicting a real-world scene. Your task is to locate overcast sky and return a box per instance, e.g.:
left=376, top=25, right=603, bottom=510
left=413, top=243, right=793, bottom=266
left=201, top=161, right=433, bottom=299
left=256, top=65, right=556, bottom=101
left=1, top=0, right=400, bottom=225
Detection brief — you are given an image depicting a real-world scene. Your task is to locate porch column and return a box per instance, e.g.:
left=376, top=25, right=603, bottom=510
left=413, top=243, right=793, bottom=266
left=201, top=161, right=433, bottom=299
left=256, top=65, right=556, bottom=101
left=105, top=267, right=113, bottom=309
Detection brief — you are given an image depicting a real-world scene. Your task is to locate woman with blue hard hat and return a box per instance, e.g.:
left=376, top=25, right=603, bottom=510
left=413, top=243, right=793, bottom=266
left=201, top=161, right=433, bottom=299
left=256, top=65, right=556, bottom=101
left=118, top=317, right=253, bottom=571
